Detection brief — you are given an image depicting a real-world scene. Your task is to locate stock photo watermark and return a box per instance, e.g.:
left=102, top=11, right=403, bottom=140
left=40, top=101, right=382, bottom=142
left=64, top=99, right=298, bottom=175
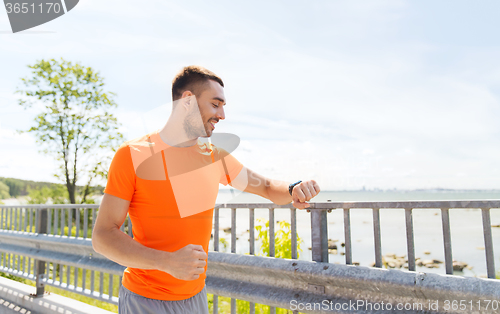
left=290, top=299, right=500, bottom=312
left=3, top=0, right=79, bottom=33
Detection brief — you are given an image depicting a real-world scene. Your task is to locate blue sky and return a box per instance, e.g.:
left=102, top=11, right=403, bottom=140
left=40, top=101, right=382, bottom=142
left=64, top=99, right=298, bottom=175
left=1, top=0, right=499, bottom=190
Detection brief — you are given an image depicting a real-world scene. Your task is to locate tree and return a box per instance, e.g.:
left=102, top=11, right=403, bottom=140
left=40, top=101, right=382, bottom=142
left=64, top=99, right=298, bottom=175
left=212, top=220, right=303, bottom=314
left=16, top=58, right=123, bottom=204
left=0, top=182, right=10, bottom=199
left=0, top=178, right=23, bottom=197
left=255, top=218, right=303, bottom=259
left=27, top=185, right=69, bottom=204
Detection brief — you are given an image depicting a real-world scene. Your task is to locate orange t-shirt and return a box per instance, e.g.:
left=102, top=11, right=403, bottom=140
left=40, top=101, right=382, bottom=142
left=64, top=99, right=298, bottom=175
left=103, top=129, right=244, bottom=300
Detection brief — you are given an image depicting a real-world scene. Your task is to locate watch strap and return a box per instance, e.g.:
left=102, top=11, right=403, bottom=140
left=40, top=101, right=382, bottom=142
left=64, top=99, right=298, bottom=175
left=289, top=180, right=302, bottom=196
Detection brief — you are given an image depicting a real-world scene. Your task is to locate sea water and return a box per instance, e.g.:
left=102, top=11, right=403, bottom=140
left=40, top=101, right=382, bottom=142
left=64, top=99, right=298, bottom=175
left=214, top=189, right=500, bottom=278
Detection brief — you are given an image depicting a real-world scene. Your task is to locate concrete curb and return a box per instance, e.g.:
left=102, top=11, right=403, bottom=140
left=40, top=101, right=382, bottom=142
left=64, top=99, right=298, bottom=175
left=0, top=276, right=115, bottom=314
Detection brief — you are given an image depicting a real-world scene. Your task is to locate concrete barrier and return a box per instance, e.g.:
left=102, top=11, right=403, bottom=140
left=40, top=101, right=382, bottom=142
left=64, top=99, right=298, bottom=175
left=0, top=276, right=115, bottom=314
left=207, top=252, right=500, bottom=314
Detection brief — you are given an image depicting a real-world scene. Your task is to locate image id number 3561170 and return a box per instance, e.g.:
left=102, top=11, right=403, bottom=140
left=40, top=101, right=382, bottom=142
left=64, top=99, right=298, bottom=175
left=5, top=2, right=62, bottom=14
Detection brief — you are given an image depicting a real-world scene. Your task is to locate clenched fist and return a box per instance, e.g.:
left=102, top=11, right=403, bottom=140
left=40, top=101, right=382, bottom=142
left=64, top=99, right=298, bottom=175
left=161, top=244, right=207, bottom=281
left=292, top=180, right=321, bottom=209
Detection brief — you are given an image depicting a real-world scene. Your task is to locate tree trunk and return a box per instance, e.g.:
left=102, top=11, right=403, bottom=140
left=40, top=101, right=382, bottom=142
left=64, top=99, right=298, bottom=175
left=66, top=182, right=77, bottom=218
left=67, top=182, right=76, bottom=204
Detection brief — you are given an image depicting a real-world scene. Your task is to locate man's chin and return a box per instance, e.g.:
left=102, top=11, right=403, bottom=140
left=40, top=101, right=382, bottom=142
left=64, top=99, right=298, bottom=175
left=201, top=127, right=213, bottom=137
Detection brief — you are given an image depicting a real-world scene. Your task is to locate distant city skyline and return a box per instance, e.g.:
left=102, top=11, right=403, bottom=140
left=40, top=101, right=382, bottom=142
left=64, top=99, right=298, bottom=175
left=2, top=174, right=499, bottom=193
left=1, top=0, right=499, bottom=191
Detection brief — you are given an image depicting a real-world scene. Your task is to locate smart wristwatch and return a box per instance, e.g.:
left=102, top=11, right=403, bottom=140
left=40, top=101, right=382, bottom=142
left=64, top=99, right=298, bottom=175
left=288, top=180, right=302, bottom=196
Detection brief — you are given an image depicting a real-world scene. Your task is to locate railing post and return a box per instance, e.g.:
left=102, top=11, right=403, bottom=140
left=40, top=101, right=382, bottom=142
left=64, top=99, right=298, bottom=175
left=372, top=208, right=382, bottom=268
left=481, top=208, right=496, bottom=279
left=290, top=208, right=297, bottom=259
left=35, top=207, right=48, bottom=297
left=310, top=209, right=328, bottom=263
left=343, top=208, right=352, bottom=265
left=213, top=207, right=219, bottom=252
left=405, top=208, right=416, bottom=271
left=249, top=208, right=255, bottom=255
left=231, top=208, right=236, bottom=254
left=441, top=208, right=453, bottom=275
left=269, top=208, right=275, bottom=258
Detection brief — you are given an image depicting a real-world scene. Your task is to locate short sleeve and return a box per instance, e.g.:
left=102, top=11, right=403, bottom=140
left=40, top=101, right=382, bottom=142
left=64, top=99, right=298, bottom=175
left=104, top=144, right=136, bottom=201
left=215, top=146, right=244, bottom=186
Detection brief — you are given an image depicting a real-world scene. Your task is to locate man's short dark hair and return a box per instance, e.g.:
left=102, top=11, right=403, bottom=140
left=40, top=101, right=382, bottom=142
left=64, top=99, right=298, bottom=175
left=171, top=65, right=224, bottom=101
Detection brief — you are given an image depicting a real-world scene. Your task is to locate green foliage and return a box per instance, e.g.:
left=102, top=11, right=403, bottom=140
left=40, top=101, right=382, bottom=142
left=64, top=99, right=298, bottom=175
left=26, top=186, right=50, bottom=204
left=0, top=176, right=104, bottom=198
left=0, top=181, right=10, bottom=199
left=0, top=255, right=118, bottom=313
left=209, top=294, right=292, bottom=314
left=219, top=237, right=229, bottom=252
left=213, top=219, right=304, bottom=314
left=0, top=271, right=25, bottom=283
left=27, top=185, right=69, bottom=204
left=46, top=209, right=92, bottom=237
left=63, top=225, right=77, bottom=237
left=0, top=177, right=24, bottom=197
left=16, top=57, right=123, bottom=204
left=255, top=218, right=303, bottom=259
left=78, top=195, right=95, bottom=204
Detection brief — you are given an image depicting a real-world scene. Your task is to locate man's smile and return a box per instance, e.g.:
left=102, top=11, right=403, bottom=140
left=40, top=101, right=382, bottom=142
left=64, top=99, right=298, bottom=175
left=210, top=119, right=218, bottom=130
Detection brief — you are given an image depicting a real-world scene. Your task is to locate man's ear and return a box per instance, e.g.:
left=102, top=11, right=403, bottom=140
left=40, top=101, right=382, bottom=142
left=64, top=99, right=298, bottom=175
left=180, top=91, right=193, bottom=110
left=181, top=90, right=193, bottom=99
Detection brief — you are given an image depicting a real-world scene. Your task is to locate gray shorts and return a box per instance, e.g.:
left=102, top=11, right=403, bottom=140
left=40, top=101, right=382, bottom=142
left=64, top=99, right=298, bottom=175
left=118, top=284, right=209, bottom=314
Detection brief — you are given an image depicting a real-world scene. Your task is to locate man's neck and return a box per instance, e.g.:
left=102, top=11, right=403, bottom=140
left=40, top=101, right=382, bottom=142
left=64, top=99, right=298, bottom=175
left=158, top=122, right=197, bottom=148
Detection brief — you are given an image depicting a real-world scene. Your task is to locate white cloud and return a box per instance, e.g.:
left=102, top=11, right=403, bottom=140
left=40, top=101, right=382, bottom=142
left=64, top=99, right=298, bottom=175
left=1, top=0, right=499, bottom=190
left=0, top=124, right=58, bottom=182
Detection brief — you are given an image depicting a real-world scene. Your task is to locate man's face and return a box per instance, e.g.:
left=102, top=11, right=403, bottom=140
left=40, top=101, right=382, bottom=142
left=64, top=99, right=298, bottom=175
left=193, top=79, right=226, bottom=138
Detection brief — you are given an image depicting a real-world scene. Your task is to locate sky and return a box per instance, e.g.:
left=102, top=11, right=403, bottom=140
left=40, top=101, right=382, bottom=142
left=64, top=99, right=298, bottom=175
left=1, top=0, right=499, bottom=191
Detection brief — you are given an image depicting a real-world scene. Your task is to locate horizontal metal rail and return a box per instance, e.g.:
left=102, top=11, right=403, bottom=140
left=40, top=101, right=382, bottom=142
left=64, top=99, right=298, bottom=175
left=0, top=231, right=124, bottom=274
left=0, top=200, right=498, bottom=313
left=1, top=227, right=498, bottom=313
left=2, top=199, right=498, bottom=209
left=207, top=252, right=500, bottom=313
left=214, top=199, right=500, bottom=209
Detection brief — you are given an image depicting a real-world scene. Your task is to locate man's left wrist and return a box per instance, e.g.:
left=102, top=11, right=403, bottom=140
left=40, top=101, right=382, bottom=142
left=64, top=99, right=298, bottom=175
left=289, top=180, right=302, bottom=196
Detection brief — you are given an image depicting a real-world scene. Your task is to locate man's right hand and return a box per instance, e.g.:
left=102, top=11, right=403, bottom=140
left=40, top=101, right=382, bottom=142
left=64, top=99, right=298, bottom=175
left=162, top=244, right=208, bottom=281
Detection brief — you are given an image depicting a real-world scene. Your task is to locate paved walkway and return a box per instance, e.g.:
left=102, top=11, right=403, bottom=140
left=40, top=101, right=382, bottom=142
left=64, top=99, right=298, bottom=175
left=0, top=276, right=114, bottom=314
left=0, top=298, right=33, bottom=314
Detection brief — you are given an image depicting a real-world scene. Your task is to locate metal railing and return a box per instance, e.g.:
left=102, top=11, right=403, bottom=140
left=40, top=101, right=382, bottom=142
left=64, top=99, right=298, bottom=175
left=0, top=200, right=498, bottom=313
left=0, top=204, right=126, bottom=304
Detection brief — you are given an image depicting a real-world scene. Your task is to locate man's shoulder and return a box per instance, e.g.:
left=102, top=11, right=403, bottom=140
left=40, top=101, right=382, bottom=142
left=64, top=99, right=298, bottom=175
left=120, top=131, right=170, bottom=173
left=113, top=131, right=159, bottom=156
left=112, top=132, right=157, bottom=163
left=122, top=132, right=156, bottom=148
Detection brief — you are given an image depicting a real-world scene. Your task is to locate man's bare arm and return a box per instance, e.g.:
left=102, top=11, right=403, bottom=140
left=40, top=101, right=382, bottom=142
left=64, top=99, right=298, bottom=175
left=229, top=167, right=320, bottom=209
left=92, top=193, right=207, bottom=281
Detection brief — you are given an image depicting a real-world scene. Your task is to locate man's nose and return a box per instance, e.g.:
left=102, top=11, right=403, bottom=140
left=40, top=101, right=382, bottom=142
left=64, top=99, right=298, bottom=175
left=216, top=107, right=225, bottom=120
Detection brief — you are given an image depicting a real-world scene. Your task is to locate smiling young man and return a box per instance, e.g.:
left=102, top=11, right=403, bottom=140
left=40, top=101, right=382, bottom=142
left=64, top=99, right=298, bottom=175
left=92, top=65, right=321, bottom=314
